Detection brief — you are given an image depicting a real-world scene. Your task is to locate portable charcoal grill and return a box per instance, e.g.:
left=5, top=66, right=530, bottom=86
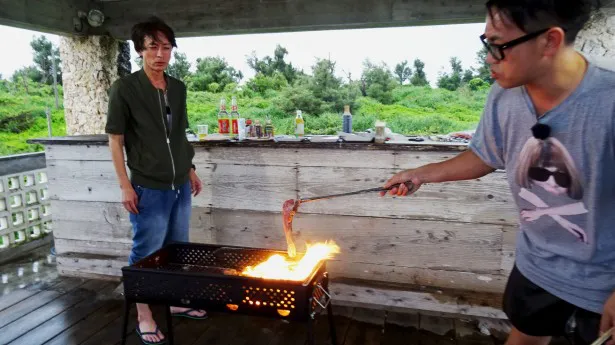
left=120, top=242, right=338, bottom=345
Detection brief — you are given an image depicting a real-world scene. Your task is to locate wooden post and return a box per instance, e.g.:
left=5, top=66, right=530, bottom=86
left=52, top=57, right=59, bottom=109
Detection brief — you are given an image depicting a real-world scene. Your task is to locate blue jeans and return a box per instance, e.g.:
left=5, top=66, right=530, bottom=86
left=128, top=181, right=191, bottom=265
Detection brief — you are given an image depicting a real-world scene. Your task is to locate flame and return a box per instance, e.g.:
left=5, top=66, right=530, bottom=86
left=241, top=241, right=340, bottom=281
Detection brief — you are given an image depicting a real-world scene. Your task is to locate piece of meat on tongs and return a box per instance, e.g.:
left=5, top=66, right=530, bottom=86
left=282, top=199, right=298, bottom=258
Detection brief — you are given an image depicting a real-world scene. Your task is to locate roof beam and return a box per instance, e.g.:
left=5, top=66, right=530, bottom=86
left=97, top=0, right=489, bottom=40
left=0, top=0, right=95, bottom=37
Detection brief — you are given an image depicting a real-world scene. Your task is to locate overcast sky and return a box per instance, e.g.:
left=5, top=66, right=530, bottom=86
left=0, top=22, right=487, bottom=87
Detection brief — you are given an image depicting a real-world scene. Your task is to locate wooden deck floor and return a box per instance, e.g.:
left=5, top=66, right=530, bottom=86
left=0, top=245, right=518, bottom=345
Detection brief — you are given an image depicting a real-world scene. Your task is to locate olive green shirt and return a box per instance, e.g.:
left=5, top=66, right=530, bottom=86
left=105, top=69, right=194, bottom=190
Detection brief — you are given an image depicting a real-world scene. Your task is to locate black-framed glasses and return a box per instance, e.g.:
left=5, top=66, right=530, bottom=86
left=480, top=28, right=550, bottom=61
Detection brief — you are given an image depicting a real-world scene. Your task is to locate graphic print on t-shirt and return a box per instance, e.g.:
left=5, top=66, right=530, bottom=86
left=514, top=124, right=588, bottom=243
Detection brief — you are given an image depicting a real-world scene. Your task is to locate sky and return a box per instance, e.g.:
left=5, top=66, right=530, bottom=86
left=0, top=22, right=487, bottom=87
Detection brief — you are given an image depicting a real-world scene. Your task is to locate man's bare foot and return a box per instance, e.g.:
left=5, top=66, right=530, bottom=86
left=137, top=316, right=165, bottom=343
left=170, top=306, right=207, bottom=318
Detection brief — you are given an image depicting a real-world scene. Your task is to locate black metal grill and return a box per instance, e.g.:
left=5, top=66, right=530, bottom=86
left=120, top=242, right=337, bottom=345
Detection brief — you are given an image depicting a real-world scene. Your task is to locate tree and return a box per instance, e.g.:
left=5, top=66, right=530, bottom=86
left=462, top=69, right=475, bottom=84
left=310, top=58, right=342, bottom=102
left=394, top=60, right=412, bottom=85
left=410, top=59, right=429, bottom=86
left=167, top=52, right=191, bottom=81
left=247, top=45, right=301, bottom=84
left=11, top=66, right=43, bottom=84
left=361, top=60, right=397, bottom=104
left=188, top=56, right=243, bottom=92
left=475, top=46, right=494, bottom=84
left=437, top=57, right=463, bottom=91
left=30, top=36, right=62, bottom=85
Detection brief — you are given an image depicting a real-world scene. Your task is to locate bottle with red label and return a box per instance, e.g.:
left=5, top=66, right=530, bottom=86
left=217, top=98, right=229, bottom=135
left=230, top=96, right=240, bottom=138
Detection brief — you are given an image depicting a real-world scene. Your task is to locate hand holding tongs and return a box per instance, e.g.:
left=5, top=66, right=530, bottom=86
left=590, top=328, right=613, bottom=345
left=292, top=182, right=414, bottom=211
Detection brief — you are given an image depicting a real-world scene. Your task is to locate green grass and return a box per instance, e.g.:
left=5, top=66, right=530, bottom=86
left=0, top=82, right=489, bottom=156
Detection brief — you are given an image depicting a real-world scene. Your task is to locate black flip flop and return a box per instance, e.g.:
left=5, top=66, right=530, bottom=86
left=172, top=308, right=208, bottom=320
left=136, top=325, right=166, bottom=345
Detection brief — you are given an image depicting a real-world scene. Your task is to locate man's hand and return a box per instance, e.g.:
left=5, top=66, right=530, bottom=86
left=380, top=169, right=423, bottom=197
left=189, top=169, right=202, bottom=197
left=122, top=185, right=139, bottom=214
left=600, top=291, right=615, bottom=345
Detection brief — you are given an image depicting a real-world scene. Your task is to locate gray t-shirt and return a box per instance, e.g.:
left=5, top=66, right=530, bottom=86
left=470, top=55, right=615, bottom=314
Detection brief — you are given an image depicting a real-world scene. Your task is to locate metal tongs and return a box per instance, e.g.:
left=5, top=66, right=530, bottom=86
left=292, top=182, right=414, bottom=212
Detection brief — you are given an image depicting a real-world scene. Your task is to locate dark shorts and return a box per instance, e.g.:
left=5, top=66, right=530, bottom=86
left=503, top=265, right=602, bottom=345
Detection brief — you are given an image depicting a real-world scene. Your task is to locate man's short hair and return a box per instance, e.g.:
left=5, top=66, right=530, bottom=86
left=485, top=0, right=596, bottom=45
left=131, top=16, right=177, bottom=52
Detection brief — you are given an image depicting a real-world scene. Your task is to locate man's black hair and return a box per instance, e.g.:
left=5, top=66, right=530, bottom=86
left=131, top=16, right=177, bottom=53
left=485, top=0, right=596, bottom=45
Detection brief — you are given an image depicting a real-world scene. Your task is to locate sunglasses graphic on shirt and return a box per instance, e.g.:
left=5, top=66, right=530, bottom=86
left=528, top=167, right=571, bottom=188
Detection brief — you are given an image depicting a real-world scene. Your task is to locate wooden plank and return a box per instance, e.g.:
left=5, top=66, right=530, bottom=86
left=0, top=279, right=92, bottom=342
left=54, top=238, right=132, bottom=257
left=313, top=310, right=354, bottom=345
left=393, top=151, right=462, bottom=169
left=207, top=147, right=397, bottom=169
left=329, top=282, right=507, bottom=320
left=51, top=200, right=214, bottom=245
left=208, top=163, right=296, bottom=212
left=419, top=314, right=455, bottom=336
left=79, top=304, right=138, bottom=345
left=298, top=167, right=516, bottom=225
left=43, top=299, right=125, bottom=345
left=500, top=227, right=517, bottom=273
left=56, top=253, right=126, bottom=278
left=342, top=317, right=383, bottom=345
left=382, top=319, right=420, bottom=345
left=386, top=311, right=419, bottom=328
left=5, top=280, right=116, bottom=345
left=0, top=278, right=86, bottom=328
left=454, top=319, right=495, bottom=345
left=419, top=315, right=456, bottom=345
left=45, top=144, right=113, bottom=161
left=45, top=158, right=213, bottom=206
left=327, top=261, right=508, bottom=294
left=208, top=209, right=505, bottom=275
left=46, top=144, right=211, bottom=162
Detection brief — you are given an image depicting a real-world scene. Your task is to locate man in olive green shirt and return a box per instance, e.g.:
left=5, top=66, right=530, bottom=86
left=105, top=17, right=205, bottom=344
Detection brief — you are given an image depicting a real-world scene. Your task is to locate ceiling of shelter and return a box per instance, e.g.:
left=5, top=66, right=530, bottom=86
left=0, top=0, right=613, bottom=39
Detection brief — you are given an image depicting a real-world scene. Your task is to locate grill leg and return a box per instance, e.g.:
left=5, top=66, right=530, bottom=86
left=307, top=315, right=315, bottom=345
left=327, top=301, right=338, bottom=345
left=165, top=305, right=174, bottom=345
left=120, top=299, right=131, bottom=345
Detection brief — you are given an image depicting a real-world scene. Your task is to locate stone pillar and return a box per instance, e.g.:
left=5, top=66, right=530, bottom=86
left=59, top=36, right=131, bottom=135
left=576, top=9, right=615, bottom=59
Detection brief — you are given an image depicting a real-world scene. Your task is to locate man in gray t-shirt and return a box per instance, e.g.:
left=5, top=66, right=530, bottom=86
left=382, top=1, right=615, bottom=344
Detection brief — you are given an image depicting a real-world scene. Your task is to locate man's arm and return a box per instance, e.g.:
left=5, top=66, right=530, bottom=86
left=108, top=134, right=139, bottom=214
left=383, top=150, right=496, bottom=196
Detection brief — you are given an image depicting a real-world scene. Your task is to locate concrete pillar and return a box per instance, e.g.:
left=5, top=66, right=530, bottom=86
left=576, top=9, right=615, bottom=59
left=59, top=36, right=131, bottom=135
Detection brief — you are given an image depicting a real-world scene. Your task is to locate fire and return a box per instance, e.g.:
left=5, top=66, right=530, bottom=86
left=241, top=241, right=340, bottom=281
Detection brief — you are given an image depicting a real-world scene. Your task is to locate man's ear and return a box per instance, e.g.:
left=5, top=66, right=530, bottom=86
left=544, top=28, right=566, bottom=56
